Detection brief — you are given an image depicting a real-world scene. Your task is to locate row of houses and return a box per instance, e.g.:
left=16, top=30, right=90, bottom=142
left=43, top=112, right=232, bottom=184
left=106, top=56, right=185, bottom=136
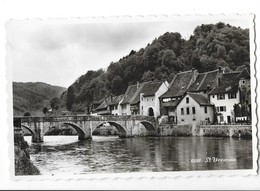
left=92, top=67, right=251, bottom=125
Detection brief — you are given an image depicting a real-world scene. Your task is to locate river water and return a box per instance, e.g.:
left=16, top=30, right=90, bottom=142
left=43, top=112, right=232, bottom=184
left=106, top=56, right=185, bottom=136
left=24, top=136, right=252, bottom=175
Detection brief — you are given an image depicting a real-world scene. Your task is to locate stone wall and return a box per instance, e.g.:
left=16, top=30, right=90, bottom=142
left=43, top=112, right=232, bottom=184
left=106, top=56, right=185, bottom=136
left=158, top=123, right=252, bottom=138
left=158, top=124, right=192, bottom=136
left=200, top=125, right=252, bottom=138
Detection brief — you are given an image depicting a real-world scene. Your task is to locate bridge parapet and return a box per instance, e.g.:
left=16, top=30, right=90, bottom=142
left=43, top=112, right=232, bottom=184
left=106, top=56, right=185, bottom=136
left=130, top=115, right=156, bottom=122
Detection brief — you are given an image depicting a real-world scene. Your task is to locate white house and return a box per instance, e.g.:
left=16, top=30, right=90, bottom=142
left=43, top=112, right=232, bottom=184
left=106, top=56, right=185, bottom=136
left=209, top=69, right=250, bottom=124
left=159, top=69, right=198, bottom=123
left=139, top=81, right=169, bottom=118
left=176, top=92, right=214, bottom=125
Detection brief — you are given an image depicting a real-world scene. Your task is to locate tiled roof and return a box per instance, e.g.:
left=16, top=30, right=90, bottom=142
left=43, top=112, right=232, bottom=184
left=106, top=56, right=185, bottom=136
left=96, top=98, right=109, bottom=110
left=237, top=68, right=250, bottom=79
left=160, top=70, right=195, bottom=98
left=209, top=71, right=243, bottom=95
left=96, top=95, right=124, bottom=110
left=188, top=92, right=212, bottom=106
left=129, top=82, right=149, bottom=105
left=188, top=69, right=218, bottom=92
left=108, top=94, right=124, bottom=106
left=188, top=73, right=206, bottom=92
left=120, top=85, right=138, bottom=105
left=142, top=81, right=163, bottom=97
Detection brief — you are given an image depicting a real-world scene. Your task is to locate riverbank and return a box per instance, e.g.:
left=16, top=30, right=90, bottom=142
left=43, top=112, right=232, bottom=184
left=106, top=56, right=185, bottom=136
left=14, top=128, right=40, bottom=175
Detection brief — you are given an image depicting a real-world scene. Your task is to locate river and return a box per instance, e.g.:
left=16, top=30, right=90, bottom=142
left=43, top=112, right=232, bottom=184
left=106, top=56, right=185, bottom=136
left=24, top=136, right=252, bottom=175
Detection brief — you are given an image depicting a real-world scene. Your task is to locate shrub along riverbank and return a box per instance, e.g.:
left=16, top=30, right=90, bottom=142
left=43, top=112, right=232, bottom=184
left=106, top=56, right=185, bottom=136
left=14, top=130, right=40, bottom=175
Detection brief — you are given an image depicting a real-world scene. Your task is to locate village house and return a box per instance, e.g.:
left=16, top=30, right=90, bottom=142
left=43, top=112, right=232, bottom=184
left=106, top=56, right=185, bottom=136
left=139, top=81, right=169, bottom=118
left=96, top=95, right=124, bottom=115
left=90, top=98, right=104, bottom=114
left=129, top=82, right=149, bottom=115
left=119, top=84, right=139, bottom=115
left=159, top=69, right=198, bottom=123
left=108, top=95, right=124, bottom=115
left=208, top=68, right=250, bottom=124
left=95, top=98, right=110, bottom=115
left=176, top=92, right=214, bottom=125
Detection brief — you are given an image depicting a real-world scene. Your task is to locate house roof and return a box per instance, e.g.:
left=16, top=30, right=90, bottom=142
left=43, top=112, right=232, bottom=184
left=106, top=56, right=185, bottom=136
left=142, top=81, right=164, bottom=97
left=176, top=92, right=212, bottom=108
left=188, top=92, right=212, bottom=106
left=96, top=98, right=109, bottom=110
left=129, top=82, right=148, bottom=105
left=107, top=94, right=124, bottom=106
left=120, top=84, right=138, bottom=105
left=188, top=69, right=219, bottom=92
left=160, top=70, right=195, bottom=98
left=209, top=69, right=248, bottom=95
left=96, top=94, right=124, bottom=110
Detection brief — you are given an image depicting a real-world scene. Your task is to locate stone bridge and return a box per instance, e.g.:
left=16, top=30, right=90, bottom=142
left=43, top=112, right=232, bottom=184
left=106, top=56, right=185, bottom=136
left=13, top=115, right=158, bottom=143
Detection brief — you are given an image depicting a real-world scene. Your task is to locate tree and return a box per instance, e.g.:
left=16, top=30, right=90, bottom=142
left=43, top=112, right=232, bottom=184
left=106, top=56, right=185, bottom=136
left=66, top=86, right=75, bottom=111
left=43, top=107, right=48, bottom=116
left=141, top=70, right=154, bottom=82
left=50, top=97, right=61, bottom=110
left=161, top=49, right=176, bottom=69
left=24, top=112, right=31, bottom=117
left=111, top=75, right=123, bottom=95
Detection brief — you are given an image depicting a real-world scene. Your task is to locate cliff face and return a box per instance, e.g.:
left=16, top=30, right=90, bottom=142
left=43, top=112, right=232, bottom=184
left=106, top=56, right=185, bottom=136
left=14, top=130, right=40, bottom=175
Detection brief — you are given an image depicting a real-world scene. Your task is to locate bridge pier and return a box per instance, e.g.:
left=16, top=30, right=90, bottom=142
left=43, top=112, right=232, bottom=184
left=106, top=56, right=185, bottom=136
left=32, top=121, right=44, bottom=143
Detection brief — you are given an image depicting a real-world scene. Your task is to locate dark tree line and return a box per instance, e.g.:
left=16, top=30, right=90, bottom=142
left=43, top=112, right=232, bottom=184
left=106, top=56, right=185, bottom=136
left=62, top=22, right=250, bottom=112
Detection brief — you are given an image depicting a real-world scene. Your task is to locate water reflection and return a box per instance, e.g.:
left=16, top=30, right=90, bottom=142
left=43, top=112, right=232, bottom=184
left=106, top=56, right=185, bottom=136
left=24, top=136, right=252, bottom=175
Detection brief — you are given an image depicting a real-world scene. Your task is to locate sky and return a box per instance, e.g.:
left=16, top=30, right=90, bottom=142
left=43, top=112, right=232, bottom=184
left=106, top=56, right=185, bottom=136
left=7, top=15, right=251, bottom=88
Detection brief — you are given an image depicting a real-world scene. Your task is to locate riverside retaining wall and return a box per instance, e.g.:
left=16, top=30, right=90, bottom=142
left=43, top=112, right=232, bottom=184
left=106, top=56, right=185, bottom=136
left=158, top=124, right=252, bottom=138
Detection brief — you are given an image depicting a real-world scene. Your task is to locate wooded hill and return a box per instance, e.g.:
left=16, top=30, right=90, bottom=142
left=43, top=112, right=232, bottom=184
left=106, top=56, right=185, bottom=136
left=13, top=82, right=66, bottom=116
left=62, top=22, right=250, bottom=112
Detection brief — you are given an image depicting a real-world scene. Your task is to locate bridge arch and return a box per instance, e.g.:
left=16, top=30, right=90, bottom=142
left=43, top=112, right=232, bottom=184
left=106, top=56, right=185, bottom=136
left=139, top=120, right=157, bottom=135
left=62, top=122, right=86, bottom=140
left=92, top=121, right=127, bottom=137
left=21, top=125, right=35, bottom=135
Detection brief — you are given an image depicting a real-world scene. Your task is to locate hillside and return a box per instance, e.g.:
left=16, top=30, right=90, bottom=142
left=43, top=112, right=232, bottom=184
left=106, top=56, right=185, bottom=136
left=61, top=22, right=250, bottom=112
left=13, top=82, right=66, bottom=116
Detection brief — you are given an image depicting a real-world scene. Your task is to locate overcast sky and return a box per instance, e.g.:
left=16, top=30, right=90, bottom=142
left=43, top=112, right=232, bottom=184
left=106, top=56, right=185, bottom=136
left=7, top=15, right=251, bottom=88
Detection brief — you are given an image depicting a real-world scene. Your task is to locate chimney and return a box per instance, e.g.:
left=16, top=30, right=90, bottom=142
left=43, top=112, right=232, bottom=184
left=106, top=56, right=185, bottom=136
left=217, top=66, right=224, bottom=87
left=137, top=81, right=140, bottom=89
left=206, top=85, right=210, bottom=93
left=191, top=68, right=198, bottom=82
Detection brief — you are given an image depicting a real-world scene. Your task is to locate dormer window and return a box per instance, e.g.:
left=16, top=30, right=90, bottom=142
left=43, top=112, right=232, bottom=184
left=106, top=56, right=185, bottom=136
left=217, top=94, right=225, bottom=100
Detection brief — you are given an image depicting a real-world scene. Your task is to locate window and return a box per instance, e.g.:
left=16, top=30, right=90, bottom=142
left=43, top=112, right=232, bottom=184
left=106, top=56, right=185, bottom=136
left=141, top=106, right=143, bottom=110
left=186, top=97, right=189, bottom=104
left=217, top=94, right=225, bottom=100
left=181, top=119, right=184, bottom=122
left=147, top=99, right=148, bottom=102
left=152, top=98, right=153, bottom=101
left=204, top=106, right=207, bottom=113
left=212, top=95, right=215, bottom=98
left=181, top=108, right=184, bottom=115
left=220, top=115, right=224, bottom=122
left=186, top=107, right=190, bottom=115
left=192, top=107, right=196, bottom=114
left=218, top=106, right=226, bottom=112
left=228, top=92, right=237, bottom=99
